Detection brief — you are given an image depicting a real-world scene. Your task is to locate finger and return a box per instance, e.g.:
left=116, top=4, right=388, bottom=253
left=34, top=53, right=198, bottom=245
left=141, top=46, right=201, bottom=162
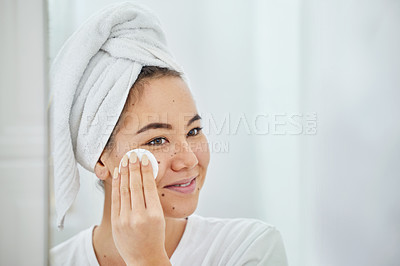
left=129, top=152, right=145, bottom=211
left=111, top=167, right=120, bottom=220
left=120, top=154, right=131, bottom=215
left=140, top=154, right=163, bottom=211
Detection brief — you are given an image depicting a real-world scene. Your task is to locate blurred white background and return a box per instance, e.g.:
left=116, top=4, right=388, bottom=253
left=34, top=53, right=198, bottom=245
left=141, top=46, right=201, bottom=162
left=0, top=0, right=48, bottom=265
left=1, top=0, right=399, bottom=265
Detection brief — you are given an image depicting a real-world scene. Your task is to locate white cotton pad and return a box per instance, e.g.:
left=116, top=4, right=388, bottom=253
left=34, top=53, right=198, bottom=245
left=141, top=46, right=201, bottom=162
left=118, top=148, right=158, bottom=179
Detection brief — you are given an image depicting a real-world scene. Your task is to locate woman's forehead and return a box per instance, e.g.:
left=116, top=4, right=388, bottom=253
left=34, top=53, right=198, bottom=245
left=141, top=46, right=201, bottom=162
left=126, top=76, right=197, bottom=118
left=118, top=76, right=199, bottom=133
left=116, top=112, right=201, bottom=141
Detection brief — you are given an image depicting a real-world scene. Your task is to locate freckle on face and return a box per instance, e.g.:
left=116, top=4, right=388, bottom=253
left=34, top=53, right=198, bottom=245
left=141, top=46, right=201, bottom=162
left=172, top=207, right=175, bottom=210
left=161, top=193, right=165, bottom=196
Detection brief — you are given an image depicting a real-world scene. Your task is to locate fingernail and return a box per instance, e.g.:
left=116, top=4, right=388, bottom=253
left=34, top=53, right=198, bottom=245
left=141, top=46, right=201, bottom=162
left=122, top=155, right=128, bottom=167
left=142, top=154, right=149, bottom=166
left=129, top=152, right=137, bottom=163
left=113, top=167, right=118, bottom=179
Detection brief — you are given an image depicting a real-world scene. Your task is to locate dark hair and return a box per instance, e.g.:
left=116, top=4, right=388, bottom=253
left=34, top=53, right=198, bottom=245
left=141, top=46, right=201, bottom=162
left=96, top=66, right=182, bottom=191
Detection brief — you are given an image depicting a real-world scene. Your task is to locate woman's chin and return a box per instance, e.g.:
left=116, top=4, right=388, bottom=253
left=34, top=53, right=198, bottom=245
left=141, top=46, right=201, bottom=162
left=161, top=199, right=199, bottom=219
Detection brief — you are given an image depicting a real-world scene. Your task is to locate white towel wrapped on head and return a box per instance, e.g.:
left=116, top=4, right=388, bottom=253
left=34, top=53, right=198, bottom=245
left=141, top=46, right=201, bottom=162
left=49, top=2, right=183, bottom=230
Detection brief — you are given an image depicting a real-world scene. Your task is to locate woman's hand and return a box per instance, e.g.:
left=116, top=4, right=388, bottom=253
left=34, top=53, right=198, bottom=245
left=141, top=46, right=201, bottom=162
left=111, top=153, right=171, bottom=266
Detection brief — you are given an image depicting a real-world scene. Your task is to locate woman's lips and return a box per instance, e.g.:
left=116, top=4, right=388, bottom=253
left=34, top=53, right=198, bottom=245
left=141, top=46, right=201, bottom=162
left=164, top=176, right=197, bottom=187
left=164, top=177, right=197, bottom=194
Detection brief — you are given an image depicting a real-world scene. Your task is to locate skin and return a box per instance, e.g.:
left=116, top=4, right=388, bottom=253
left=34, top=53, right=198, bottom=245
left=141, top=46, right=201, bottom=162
left=93, top=76, right=210, bottom=265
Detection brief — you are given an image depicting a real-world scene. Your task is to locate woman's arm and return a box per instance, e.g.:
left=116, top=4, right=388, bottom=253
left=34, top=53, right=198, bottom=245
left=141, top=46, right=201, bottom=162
left=111, top=153, right=171, bottom=266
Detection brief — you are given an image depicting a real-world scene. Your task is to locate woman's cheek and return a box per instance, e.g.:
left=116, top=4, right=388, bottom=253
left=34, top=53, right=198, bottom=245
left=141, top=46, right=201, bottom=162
left=153, top=151, right=169, bottom=181
left=194, top=136, right=210, bottom=166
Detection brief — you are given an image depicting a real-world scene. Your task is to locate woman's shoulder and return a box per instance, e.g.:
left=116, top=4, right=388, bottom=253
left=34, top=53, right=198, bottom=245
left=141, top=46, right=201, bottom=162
left=189, top=213, right=278, bottom=236
left=179, top=214, right=288, bottom=265
left=50, top=225, right=98, bottom=266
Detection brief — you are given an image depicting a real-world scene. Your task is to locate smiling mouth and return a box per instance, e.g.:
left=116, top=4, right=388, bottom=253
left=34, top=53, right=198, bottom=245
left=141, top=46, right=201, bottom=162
left=164, top=177, right=197, bottom=194
left=163, top=176, right=198, bottom=188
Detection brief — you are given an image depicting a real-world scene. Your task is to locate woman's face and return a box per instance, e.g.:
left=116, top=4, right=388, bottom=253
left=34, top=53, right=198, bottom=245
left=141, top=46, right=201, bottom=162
left=102, top=76, right=210, bottom=219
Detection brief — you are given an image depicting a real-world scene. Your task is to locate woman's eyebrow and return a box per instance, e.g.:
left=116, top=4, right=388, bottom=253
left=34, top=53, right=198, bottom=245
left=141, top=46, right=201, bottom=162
left=136, top=114, right=202, bottom=134
left=188, top=114, right=202, bottom=126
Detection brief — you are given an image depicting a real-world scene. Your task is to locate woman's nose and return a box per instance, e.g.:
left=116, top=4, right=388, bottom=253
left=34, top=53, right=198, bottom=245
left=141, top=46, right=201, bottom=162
left=171, top=142, right=198, bottom=171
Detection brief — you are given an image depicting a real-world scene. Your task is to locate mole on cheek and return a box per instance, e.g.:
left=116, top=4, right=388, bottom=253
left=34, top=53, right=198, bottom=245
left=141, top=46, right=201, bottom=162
left=172, top=100, right=175, bottom=103
left=172, top=207, right=175, bottom=210
left=157, top=161, right=160, bottom=164
left=161, top=193, right=165, bottom=197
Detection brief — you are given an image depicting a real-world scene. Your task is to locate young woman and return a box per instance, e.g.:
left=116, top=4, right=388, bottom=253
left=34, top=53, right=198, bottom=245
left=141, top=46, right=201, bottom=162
left=50, top=3, right=288, bottom=266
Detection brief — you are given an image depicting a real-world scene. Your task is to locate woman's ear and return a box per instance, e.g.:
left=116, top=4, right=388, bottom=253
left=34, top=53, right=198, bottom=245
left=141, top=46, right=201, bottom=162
left=94, top=158, right=111, bottom=181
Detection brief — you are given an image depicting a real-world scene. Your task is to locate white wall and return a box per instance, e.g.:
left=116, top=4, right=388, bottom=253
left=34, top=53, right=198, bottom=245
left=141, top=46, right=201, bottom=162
left=302, top=0, right=400, bottom=265
left=0, top=0, right=47, bottom=265
left=253, top=0, right=303, bottom=264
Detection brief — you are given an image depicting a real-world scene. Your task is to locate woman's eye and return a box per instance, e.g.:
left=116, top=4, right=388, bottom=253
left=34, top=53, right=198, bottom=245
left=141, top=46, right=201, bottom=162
left=188, top=127, right=203, bottom=137
left=146, top=137, right=167, bottom=146
left=145, top=128, right=202, bottom=146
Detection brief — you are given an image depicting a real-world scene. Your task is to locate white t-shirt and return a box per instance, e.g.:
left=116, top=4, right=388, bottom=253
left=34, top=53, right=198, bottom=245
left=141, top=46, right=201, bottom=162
left=50, top=214, right=288, bottom=266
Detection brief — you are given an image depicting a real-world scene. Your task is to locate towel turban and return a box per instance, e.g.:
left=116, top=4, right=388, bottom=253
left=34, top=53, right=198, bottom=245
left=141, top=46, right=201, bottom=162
left=49, top=2, right=184, bottom=230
